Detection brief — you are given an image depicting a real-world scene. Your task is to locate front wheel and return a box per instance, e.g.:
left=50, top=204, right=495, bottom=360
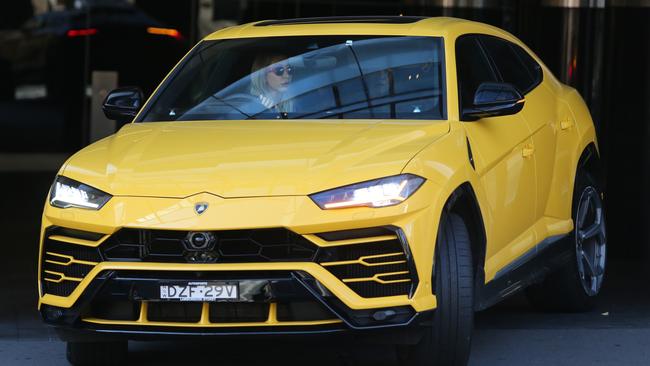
left=526, top=169, right=607, bottom=312
left=406, top=213, right=474, bottom=366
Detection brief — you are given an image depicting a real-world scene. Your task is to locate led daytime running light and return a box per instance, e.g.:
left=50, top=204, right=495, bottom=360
left=53, top=181, right=98, bottom=208
left=323, top=179, right=409, bottom=209
left=310, top=174, right=425, bottom=210
left=49, top=176, right=111, bottom=210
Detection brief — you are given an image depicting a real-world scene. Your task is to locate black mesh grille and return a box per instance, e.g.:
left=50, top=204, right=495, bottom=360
left=325, top=262, right=408, bottom=279
left=148, top=302, right=202, bottom=322
left=209, top=303, right=269, bottom=323
left=100, top=228, right=319, bottom=263
left=346, top=281, right=411, bottom=298
left=42, top=281, right=80, bottom=298
left=41, top=230, right=102, bottom=297
left=91, top=300, right=139, bottom=321
left=277, top=301, right=332, bottom=321
left=43, top=240, right=102, bottom=262
left=316, top=232, right=415, bottom=298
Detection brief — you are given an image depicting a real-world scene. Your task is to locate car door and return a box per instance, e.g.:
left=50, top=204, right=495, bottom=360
left=479, top=35, right=556, bottom=222
left=456, top=35, right=538, bottom=277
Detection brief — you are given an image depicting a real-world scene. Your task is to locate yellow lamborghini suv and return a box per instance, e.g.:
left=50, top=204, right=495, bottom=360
left=39, top=16, right=606, bottom=366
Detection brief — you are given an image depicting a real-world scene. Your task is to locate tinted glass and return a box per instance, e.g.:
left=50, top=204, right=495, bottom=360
left=511, top=44, right=543, bottom=89
left=139, top=36, right=445, bottom=121
left=480, top=36, right=537, bottom=94
left=455, top=36, right=498, bottom=109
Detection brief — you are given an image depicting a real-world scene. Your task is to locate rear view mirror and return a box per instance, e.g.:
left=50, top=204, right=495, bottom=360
left=462, top=82, right=525, bottom=121
left=102, top=87, right=144, bottom=123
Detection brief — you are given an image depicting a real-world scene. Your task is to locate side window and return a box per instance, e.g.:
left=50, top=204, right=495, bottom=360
left=455, top=36, right=498, bottom=110
left=511, top=44, right=543, bottom=90
left=479, top=36, right=541, bottom=94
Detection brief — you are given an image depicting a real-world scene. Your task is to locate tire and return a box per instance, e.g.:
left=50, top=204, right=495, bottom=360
left=525, top=168, right=607, bottom=312
left=406, top=213, right=474, bottom=366
left=66, top=341, right=128, bottom=366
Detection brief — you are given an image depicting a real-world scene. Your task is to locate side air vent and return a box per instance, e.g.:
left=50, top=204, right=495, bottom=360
left=41, top=227, right=104, bottom=297
left=314, top=228, right=417, bottom=298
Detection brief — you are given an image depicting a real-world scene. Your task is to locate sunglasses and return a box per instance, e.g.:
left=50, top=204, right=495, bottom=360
left=269, top=65, right=294, bottom=76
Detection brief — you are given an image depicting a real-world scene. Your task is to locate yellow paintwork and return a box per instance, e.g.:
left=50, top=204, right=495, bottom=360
left=39, top=17, right=599, bottom=328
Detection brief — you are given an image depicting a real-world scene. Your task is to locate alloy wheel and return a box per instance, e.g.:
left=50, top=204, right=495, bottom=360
left=575, top=186, right=607, bottom=296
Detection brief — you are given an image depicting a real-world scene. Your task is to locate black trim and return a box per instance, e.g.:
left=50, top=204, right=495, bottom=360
left=440, top=36, right=448, bottom=120
left=53, top=321, right=428, bottom=344
left=475, top=232, right=573, bottom=311
left=254, top=16, right=427, bottom=26
left=493, top=234, right=566, bottom=280
left=392, top=227, right=420, bottom=299
left=466, top=137, right=475, bottom=170
left=315, top=227, right=394, bottom=242
left=49, top=227, right=105, bottom=242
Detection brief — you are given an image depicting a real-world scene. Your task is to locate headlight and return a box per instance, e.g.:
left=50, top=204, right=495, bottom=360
left=310, top=174, right=425, bottom=209
left=49, top=176, right=111, bottom=210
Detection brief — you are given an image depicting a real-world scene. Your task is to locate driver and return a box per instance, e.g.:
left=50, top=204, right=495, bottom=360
left=250, top=54, right=294, bottom=114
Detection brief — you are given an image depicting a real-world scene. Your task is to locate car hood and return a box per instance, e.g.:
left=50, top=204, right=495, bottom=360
left=62, top=120, right=449, bottom=198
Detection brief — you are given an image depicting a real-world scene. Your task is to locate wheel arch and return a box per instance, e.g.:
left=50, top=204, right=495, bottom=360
left=576, top=142, right=603, bottom=190
left=444, top=182, right=487, bottom=297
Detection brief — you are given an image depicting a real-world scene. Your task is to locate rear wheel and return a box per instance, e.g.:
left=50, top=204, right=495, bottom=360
left=406, top=213, right=474, bottom=366
left=526, top=169, right=607, bottom=311
left=66, top=341, right=127, bottom=366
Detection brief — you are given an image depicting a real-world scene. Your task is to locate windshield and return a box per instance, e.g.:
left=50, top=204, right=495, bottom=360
left=138, top=35, right=446, bottom=121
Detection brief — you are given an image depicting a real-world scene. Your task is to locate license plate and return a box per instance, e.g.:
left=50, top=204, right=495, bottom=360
left=159, top=282, right=238, bottom=301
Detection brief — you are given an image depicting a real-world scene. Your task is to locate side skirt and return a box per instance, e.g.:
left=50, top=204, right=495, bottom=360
left=475, top=233, right=573, bottom=311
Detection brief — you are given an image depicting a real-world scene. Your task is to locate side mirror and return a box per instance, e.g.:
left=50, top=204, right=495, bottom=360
left=102, top=87, right=144, bottom=123
left=462, top=82, right=525, bottom=121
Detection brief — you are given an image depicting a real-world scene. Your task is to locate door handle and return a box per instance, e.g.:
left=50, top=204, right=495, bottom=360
left=560, top=118, right=573, bottom=130
left=522, top=144, right=535, bottom=158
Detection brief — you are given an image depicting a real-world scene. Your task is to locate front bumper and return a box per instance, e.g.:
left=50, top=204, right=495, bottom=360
left=39, top=190, right=442, bottom=337
left=42, top=269, right=430, bottom=341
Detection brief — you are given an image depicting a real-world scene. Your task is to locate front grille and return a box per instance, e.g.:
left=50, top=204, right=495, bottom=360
left=41, top=225, right=417, bottom=300
left=315, top=228, right=415, bottom=298
left=41, top=229, right=103, bottom=297
left=100, top=228, right=319, bottom=263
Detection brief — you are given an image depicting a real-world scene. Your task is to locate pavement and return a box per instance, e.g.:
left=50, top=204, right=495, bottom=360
left=1, top=172, right=650, bottom=365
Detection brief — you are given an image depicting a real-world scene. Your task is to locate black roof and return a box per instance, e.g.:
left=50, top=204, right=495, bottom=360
left=254, top=16, right=427, bottom=27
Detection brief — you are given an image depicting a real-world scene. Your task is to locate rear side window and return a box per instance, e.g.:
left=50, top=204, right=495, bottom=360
left=455, top=36, right=498, bottom=110
left=479, top=35, right=542, bottom=94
